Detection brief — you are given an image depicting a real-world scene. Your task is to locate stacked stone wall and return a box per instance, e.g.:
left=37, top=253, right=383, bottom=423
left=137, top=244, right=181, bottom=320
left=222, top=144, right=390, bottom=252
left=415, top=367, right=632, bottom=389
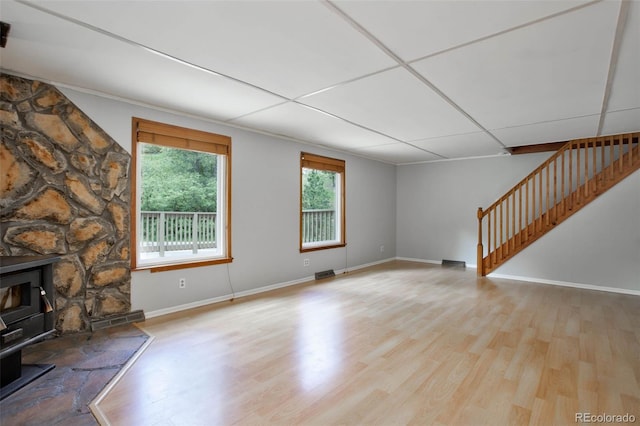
left=1, top=74, right=131, bottom=333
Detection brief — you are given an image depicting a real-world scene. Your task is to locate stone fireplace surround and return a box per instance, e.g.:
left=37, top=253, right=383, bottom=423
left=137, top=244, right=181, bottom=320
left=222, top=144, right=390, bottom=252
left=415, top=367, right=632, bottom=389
left=1, top=73, right=132, bottom=333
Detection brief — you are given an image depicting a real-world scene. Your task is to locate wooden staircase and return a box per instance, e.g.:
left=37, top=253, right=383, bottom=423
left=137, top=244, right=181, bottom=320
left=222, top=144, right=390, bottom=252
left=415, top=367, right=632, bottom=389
left=477, top=132, right=639, bottom=276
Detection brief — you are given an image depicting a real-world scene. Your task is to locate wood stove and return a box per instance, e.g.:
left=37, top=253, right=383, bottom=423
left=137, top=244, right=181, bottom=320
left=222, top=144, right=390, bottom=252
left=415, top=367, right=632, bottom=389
left=0, top=255, right=59, bottom=400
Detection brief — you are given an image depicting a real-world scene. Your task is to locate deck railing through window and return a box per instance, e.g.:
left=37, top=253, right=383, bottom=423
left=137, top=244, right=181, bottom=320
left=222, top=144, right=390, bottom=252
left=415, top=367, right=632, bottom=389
left=140, top=211, right=217, bottom=256
left=302, top=209, right=335, bottom=243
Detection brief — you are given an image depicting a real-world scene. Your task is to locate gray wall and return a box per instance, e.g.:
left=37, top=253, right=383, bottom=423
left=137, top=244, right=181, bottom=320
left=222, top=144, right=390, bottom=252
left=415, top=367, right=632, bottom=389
left=61, top=88, right=397, bottom=315
left=397, top=153, right=640, bottom=292
left=60, top=86, right=639, bottom=313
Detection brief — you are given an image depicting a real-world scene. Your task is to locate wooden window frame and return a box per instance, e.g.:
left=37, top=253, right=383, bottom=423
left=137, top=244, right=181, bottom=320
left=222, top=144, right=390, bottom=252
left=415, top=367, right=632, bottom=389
left=131, top=117, right=232, bottom=272
left=300, top=152, right=346, bottom=252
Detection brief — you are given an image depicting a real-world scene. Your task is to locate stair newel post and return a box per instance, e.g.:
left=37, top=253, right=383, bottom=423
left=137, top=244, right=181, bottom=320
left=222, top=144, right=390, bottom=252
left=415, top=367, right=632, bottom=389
left=477, top=207, right=484, bottom=277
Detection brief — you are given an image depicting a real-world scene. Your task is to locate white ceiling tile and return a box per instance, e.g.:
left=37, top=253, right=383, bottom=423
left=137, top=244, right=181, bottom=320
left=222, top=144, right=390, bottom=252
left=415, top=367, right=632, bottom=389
left=412, top=1, right=620, bottom=131
left=334, top=0, right=591, bottom=61
left=301, top=67, right=480, bottom=142
left=2, top=0, right=635, bottom=163
left=411, top=132, right=504, bottom=159
left=491, top=115, right=600, bottom=147
left=26, top=0, right=396, bottom=98
left=606, top=1, right=640, bottom=112
left=600, top=108, right=640, bottom=136
left=1, top=1, right=285, bottom=120
left=231, top=103, right=398, bottom=150
left=353, top=143, right=441, bottom=165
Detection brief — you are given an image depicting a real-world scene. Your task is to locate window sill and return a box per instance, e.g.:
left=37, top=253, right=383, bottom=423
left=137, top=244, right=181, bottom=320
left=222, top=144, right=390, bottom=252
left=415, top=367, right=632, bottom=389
left=133, top=257, right=233, bottom=273
left=300, top=243, right=346, bottom=253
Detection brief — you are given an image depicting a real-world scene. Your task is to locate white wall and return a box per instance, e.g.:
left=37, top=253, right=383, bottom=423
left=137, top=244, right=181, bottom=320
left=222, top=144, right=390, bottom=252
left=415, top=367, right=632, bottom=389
left=397, top=153, right=640, bottom=293
left=61, top=88, right=397, bottom=315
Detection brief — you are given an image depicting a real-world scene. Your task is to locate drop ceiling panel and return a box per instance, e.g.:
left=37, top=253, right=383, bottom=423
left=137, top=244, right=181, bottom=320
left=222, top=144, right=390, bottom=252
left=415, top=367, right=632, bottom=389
left=492, top=115, right=600, bottom=147
left=25, top=0, right=396, bottom=98
left=301, top=67, right=480, bottom=142
left=1, top=1, right=284, bottom=120
left=231, top=103, right=398, bottom=150
left=334, top=0, right=591, bottom=62
left=353, top=143, right=441, bottom=165
left=2, top=0, right=636, bottom=164
left=412, top=1, right=619, bottom=131
left=601, top=108, right=640, bottom=136
left=411, top=132, right=504, bottom=159
left=606, top=1, right=640, bottom=112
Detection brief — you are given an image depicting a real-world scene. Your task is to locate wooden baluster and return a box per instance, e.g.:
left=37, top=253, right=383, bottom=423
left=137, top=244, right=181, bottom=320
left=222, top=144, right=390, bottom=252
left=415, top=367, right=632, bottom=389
left=610, top=136, right=615, bottom=179
left=505, top=197, right=509, bottom=256
left=584, top=139, right=589, bottom=199
left=538, top=171, right=542, bottom=231
left=577, top=141, right=581, bottom=204
left=592, top=138, right=597, bottom=193
left=569, top=143, right=574, bottom=210
left=619, top=135, right=624, bottom=173
left=477, top=207, right=484, bottom=276
left=600, top=137, right=606, bottom=190
left=552, top=157, right=557, bottom=224
left=499, top=202, right=503, bottom=260
left=532, top=175, right=536, bottom=232
left=586, top=138, right=591, bottom=195
left=628, top=133, right=633, bottom=167
left=546, top=164, right=550, bottom=227
left=518, top=185, right=522, bottom=246
left=511, top=192, right=516, bottom=252
left=487, top=209, right=492, bottom=269
left=525, top=179, right=529, bottom=240
left=561, top=151, right=566, bottom=216
left=493, top=208, right=497, bottom=265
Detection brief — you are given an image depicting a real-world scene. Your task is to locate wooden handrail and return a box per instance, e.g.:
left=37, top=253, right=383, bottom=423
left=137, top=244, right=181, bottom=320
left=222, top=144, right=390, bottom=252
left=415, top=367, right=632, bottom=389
left=477, top=133, right=639, bottom=276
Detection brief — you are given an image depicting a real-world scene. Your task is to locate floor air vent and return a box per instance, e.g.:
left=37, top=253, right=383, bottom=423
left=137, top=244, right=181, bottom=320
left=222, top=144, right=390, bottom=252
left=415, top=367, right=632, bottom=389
left=442, top=260, right=466, bottom=268
left=315, top=269, right=335, bottom=280
left=91, top=310, right=146, bottom=331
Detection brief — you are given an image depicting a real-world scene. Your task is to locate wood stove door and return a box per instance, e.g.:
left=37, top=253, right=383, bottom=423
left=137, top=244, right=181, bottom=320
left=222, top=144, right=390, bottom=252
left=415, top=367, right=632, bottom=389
left=0, top=269, right=41, bottom=329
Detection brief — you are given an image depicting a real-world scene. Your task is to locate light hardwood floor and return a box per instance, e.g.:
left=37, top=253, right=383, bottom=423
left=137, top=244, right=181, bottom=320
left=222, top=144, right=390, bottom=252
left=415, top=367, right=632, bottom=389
left=94, top=261, right=640, bottom=425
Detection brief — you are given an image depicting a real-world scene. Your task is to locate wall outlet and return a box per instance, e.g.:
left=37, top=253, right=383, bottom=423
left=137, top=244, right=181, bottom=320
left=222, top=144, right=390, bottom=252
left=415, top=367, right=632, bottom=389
left=303, top=258, right=310, bottom=267
left=380, top=245, right=385, bottom=253
left=179, top=278, right=186, bottom=288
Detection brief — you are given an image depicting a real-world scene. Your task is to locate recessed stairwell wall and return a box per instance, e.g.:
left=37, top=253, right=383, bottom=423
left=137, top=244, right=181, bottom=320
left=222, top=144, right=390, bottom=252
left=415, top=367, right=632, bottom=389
left=396, top=153, right=640, bottom=293
left=1, top=74, right=132, bottom=332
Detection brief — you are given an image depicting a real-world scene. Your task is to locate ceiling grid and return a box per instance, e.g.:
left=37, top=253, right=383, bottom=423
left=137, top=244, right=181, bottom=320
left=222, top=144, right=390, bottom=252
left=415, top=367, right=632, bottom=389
left=1, top=0, right=637, bottom=164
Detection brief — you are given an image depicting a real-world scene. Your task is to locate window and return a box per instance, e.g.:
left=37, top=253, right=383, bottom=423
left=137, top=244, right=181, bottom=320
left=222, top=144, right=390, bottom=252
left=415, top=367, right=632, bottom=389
left=300, top=152, right=345, bottom=252
left=131, top=117, right=232, bottom=271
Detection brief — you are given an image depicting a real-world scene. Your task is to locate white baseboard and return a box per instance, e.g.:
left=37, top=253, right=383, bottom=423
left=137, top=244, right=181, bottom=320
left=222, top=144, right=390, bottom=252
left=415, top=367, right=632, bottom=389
left=487, top=272, right=640, bottom=296
left=395, top=257, right=442, bottom=265
left=395, top=257, right=638, bottom=296
left=232, top=275, right=315, bottom=299
left=144, top=294, right=235, bottom=319
left=144, top=258, right=639, bottom=319
left=144, top=257, right=397, bottom=319
left=338, top=257, right=397, bottom=274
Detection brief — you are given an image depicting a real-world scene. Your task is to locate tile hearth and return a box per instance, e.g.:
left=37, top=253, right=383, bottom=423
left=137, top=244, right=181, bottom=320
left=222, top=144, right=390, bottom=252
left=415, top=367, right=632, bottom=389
left=0, top=324, right=148, bottom=426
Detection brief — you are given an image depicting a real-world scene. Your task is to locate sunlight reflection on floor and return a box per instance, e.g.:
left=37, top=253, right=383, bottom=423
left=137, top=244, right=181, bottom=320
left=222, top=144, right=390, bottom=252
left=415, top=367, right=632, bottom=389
left=296, top=291, right=343, bottom=391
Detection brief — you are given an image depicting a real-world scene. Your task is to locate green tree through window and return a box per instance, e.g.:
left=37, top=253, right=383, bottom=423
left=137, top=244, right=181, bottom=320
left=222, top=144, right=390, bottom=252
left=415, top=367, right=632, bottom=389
left=140, top=145, right=217, bottom=212
left=302, top=169, right=334, bottom=210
